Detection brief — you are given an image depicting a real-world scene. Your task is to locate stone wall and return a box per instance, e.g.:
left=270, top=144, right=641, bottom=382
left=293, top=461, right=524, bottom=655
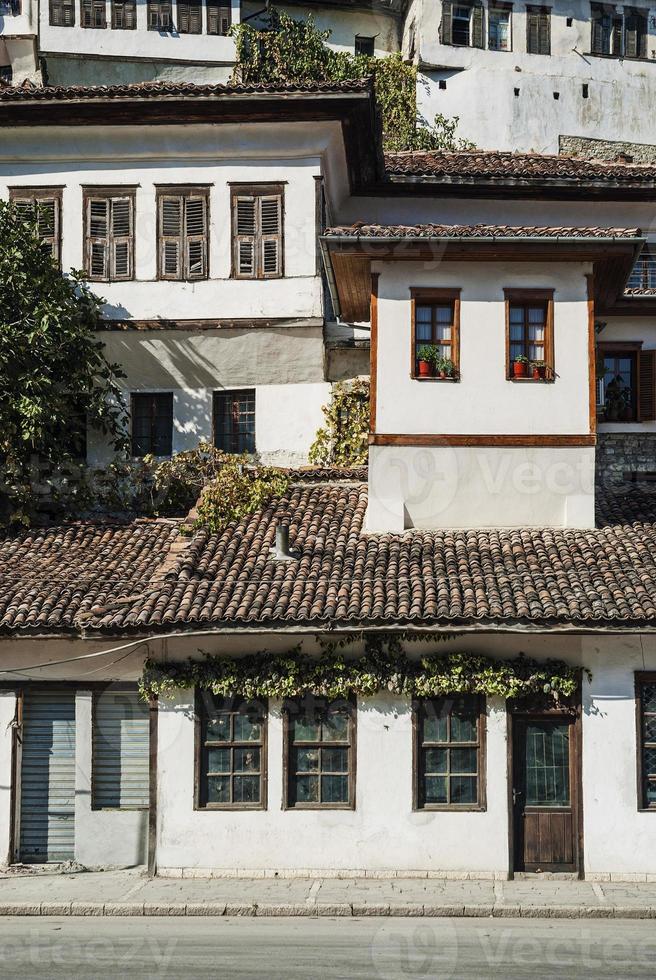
left=596, top=432, right=656, bottom=485
left=559, top=135, right=656, bottom=163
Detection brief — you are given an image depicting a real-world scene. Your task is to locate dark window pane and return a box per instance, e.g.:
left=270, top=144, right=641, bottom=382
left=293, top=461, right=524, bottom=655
left=424, top=775, right=447, bottom=804
left=206, top=776, right=230, bottom=803
left=322, top=708, right=349, bottom=742
left=293, top=718, right=321, bottom=742
left=423, top=747, right=447, bottom=773
left=423, top=711, right=448, bottom=743
left=321, top=774, right=348, bottom=803
left=206, top=747, right=231, bottom=773
left=450, top=747, right=477, bottom=773
left=131, top=393, right=172, bottom=457
left=450, top=703, right=477, bottom=742
left=206, top=714, right=230, bottom=741
left=321, top=747, right=348, bottom=773
left=234, top=747, right=260, bottom=773
left=295, top=774, right=319, bottom=803
left=644, top=716, right=656, bottom=741
left=233, top=714, right=261, bottom=742
left=233, top=775, right=260, bottom=804
left=295, top=747, right=320, bottom=772
left=524, top=721, right=570, bottom=806
left=213, top=389, right=255, bottom=454
left=450, top=775, right=477, bottom=804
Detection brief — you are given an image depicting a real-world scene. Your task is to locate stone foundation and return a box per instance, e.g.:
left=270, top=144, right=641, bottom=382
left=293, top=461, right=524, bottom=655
left=596, top=432, right=656, bottom=485
left=560, top=135, right=656, bottom=163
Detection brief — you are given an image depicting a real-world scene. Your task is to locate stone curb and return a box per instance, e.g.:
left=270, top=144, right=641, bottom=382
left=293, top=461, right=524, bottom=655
left=0, top=902, right=656, bottom=919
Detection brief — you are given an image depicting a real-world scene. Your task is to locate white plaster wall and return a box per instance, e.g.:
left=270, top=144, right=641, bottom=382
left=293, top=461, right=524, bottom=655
left=39, top=0, right=239, bottom=63
left=374, top=261, right=591, bottom=436
left=157, top=689, right=509, bottom=874
left=368, top=444, right=596, bottom=529
left=0, top=0, right=36, bottom=38
left=43, top=55, right=232, bottom=85
left=0, top=692, right=16, bottom=866
left=74, top=691, right=148, bottom=868
left=0, top=122, right=351, bottom=322
left=416, top=0, right=656, bottom=152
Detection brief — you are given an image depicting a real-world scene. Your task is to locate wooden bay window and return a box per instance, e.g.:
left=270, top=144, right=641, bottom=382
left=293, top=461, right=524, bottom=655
left=196, top=693, right=267, bottom=809
left=283, top=697, right=356, bottom=809
left=413, top=695, right=486, bottom=810
left=411, top=288, right=460, bottom=380
left=504, top=288, right=554, bottom=380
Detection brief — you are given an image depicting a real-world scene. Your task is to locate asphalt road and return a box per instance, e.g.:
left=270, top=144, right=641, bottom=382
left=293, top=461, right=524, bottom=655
left=0, top=916, right=655, bottom=979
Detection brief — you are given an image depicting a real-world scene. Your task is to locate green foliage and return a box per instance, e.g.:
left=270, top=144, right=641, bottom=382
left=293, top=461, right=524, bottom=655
left=140, top=637, right=584, bottom=702
left=195, top=456, right=290, bottom=534
left=231, top=10, right=474, bottom=152
left=0, top=200, right=127, bottom=526
left=309, top=379, right=369, bottom=467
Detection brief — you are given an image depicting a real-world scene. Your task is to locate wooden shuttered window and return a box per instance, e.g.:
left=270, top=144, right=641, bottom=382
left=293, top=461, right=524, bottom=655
left=49, top=0, right=74, bottom=24
left=207, top=2, right=231, bottom=34
left=440, top=0, right=484, bottom=47
left=178, top=0, right=201, bottom=33
left=232, top=186, right=283, bottom=279
left=591, top=3, right=623, bottom=55
left=639, top=349, right=656, bottom=421
left=526, top=5, right=550, bottom=54
left=625, top=8, right=647, bottom=58
left=81, top=0, right=106, bottom=27
left=85, top=193, right=134, bottom=282
left=10, top=189, right=62, bottom=266
left=147, top=0, right=171, bottom=29
left=111, top=0, right=136, bottom=28
left=157, top=189, right=209, bottom=281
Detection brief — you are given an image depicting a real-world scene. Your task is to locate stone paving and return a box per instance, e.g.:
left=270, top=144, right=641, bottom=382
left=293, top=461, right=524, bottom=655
left=1, top=868, right=656, bottom=917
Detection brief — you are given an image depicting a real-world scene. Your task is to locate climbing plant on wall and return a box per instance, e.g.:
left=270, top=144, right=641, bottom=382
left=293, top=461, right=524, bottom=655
left=309, top=379, right=369, bottom=467
left=231, top=10, right=475, bottom=152
left=141, top=637, right=584, bottom=702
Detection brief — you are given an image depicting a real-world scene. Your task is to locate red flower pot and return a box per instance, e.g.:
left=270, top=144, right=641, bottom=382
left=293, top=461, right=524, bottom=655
left=418, top=360, right=433, bottom=377
left=513, top=360, right=528, bottom=378
left=532, top=364, right=547, bottom=380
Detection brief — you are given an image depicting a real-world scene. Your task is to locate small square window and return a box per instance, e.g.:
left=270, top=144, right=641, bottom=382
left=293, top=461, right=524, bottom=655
left=354, top=35, right=375, bottom=56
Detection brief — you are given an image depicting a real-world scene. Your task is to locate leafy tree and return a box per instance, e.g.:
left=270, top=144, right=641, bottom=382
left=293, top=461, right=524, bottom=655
left=0, top=200, right=127, bottom=524
left=231, top=10, right=474, bottom=152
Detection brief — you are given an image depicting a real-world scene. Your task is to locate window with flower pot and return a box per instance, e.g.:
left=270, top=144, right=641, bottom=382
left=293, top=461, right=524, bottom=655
left=196, top=692, right=267, bottom=809
left=411, top=288, right=460, bottom=380
left=505, top=289, right=554, bottom=380
left=283, top=696, right=356, bottom=809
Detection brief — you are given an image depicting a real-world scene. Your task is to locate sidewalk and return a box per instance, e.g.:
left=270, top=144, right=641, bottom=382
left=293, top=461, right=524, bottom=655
left=1, top=868, right=656, bottom=918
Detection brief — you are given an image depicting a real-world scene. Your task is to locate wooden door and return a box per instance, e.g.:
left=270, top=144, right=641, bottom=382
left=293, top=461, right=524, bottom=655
left=512, top=715, right=579, bottom=873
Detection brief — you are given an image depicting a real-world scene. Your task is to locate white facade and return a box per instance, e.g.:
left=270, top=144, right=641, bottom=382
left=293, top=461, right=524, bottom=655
left=1, top=632, right=656, bottom=878
left=0, top=0, right=39, bottom=84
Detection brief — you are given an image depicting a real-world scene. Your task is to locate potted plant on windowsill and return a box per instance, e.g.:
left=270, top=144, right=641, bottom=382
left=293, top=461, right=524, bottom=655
left=416, top=344, right=438, bottom=377
left=532, top=360, right=548, bottom=380
left=512, top=355, right=530, bottom=378
left=438, top=357, right=456, bottom=380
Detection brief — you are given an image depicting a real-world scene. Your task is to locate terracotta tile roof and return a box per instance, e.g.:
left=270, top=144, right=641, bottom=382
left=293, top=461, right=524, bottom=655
left=2, top=480, right=656, bottom=635
left=324, top=223, right=641, bottom=241
left=0, top=79, right=371, bottom=103
left=385, top=149, right=656, bottom=184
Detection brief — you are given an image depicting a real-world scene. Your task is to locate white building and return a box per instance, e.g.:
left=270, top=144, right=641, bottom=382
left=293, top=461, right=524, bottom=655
left=2, top=80, right=656, bottom=880
left=0, top=0, right=39, bottom=84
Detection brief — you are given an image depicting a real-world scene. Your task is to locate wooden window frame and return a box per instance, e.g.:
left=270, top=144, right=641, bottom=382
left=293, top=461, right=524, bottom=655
left=282, top=696, right=356, bottom=811
left=597, top=342, right=639, bottom=422
left=230, top=183, right=285, bottom=280
left=206, top=1, right=231, bottom=34
left=636, top=672, right=656, bottom=811
left=9, top=186, right=63, bottom=267
left=147, top=0, right=172, bottom=29
left=504, top=288, right=554, bottom=381
left=156, top=186, right=210, bottom=282
left=48, top=0, right=75, bottom=24
left=590, top=3, right=647, bottom=59
left=83, top=188, right=136, bottom=282
left=111, top=0, right=136, bottom=28
left=194, top=691, right=268, bottom=811
left=488, top=2, right=512, bottom=51
left=440, top=0, right=485, bottom=48
left=410, top=287, right=461, bottom=381
left=177, top=0, right=202, bottom=33
left=213, top=388, right=256, bottom=455
left=130, top=392, right=173, bottom=457
left=354, top=34, right=375, bottom=55
left=526, top=4, right=550, bottom=55
left=412, top=695, right=487, bottom=812
left=81, top=0, right=107, bottom=28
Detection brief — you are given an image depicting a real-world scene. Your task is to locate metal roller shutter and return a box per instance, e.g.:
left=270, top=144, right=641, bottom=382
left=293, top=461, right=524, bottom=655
left=93, top=689, right=149, bottom=809
left=19, top=690, right=76, bottom=863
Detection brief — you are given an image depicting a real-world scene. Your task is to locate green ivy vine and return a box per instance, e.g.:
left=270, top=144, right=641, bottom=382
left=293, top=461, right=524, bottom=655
left=140, top=638, right=584, bottom=702
left=230, top=10, right=475, bottom=152
left=309, top=379, right=369, bottom=467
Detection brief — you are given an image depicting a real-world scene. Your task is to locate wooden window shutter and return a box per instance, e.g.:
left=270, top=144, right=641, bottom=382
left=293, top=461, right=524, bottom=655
left=625, top=10, right=646, bottom=57
left=526, top=8, right=539, bottom=52
left=87, top=198, right=110, bottom=279
left=110, top=198, right=132, bottom=280
left=15, top=195, right=61, bottom=264
left=538, top=9, right=550, bottom=54
left=260, top=196, right=281, bottom=278
left=591, top=6, right=604, bottom=54
left=639, top=350, right=656, bottom=421
left=234, top=196, right=256, bottom=277
left=160, top=196, right=183, bottom=279
left=178, top=0, right=200, bottom=33
left=440, top=0, right=453, bottom=44
left=207, top=2, right=230, bottom=34
left=471, top=2, right=484, bottom=48
left=184, top=195, right=207, bottom=280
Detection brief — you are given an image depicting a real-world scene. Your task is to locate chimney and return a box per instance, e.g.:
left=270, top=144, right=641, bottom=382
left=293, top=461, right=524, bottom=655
left=271, top=522, right=296, bottom=561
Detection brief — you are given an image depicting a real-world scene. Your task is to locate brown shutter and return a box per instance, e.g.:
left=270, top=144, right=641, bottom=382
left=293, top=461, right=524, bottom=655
left=159, top=196, right=183, bottom=279
left=110, top=197, right=133, bottom=280
left=184, top=195, right=208, bottom=280
left=538, top=9, right=550, bottom=54
left=234, top=196, right=256, bottom=277
left=639, top=350, right=656, bottom=421
left=526, top=7, right=539, bottom=52
left=471, top=2, right=484, bottom=48
left=87, top=198, right=110, bottom=280
left=440, top=0, right=453, bottom=44
left=260, top=196, right=282, bottom=278
left=591, top=6, right=604, bottom=53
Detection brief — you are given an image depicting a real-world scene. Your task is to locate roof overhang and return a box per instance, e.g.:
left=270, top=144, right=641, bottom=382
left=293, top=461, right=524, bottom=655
left=321, top=230, right=645, bottom=321
left=0, top=80, right=383, bottom=191
left=380, top=174, right=656, bottom=201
